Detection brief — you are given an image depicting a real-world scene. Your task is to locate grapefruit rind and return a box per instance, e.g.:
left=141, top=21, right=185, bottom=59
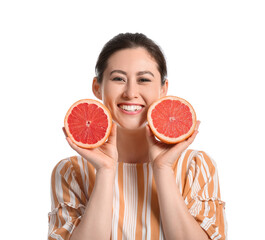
left=147, top=96, right=196, bottom=144
left=64, top=99, right=112, bottom=149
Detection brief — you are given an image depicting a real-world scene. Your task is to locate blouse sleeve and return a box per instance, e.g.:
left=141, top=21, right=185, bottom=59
left=48, top=156, right=94, bottom=240
left=178, top=150, right=227, bottom=239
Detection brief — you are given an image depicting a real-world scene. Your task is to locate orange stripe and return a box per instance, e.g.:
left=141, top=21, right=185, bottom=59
left=201, top=151, right=215, bottom=197
left=181, top=149, right=193, bottom=198
left=117, top=163, right=124, bottom=240
left=87, top=160, right=95, bottom=197
left=144, top=164, right=149, bottom=240
left=79, top=158, right=88, bottom=203
left=150, top=175, right=160, bottom=240
left=51, top=160, right=62, bottom=208
left=58, top=207, right=65, bottom=226
left=54, top=225, right=70, bottom=239
left=63, top=174, right=71, bottom=203
left=68, top=157, right=85, bottom=206
left=70, top=156, right=84, bottom=190
left=81, top=157, right=89, bottom=198
left=135, top=164, right=144, bottom=240
left=60, top=160, right=71, bottom=203
left=219, top=206, right=225, bottom=237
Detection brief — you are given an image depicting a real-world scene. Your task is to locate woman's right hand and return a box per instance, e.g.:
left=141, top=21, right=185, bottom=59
left=63, top=122, right=118, bottom=172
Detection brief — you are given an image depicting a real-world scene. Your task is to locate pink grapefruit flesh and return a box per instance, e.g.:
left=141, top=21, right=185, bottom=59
left=147, top=96, right=196, bottom=144
left=64, top=99, right=112, bottom=148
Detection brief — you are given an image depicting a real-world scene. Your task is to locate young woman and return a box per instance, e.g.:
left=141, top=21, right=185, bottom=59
left=48, top=33, right=227, bottom=240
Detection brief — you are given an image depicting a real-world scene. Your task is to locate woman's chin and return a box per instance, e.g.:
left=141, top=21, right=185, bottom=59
left=114, top=120, right=147, bottom=131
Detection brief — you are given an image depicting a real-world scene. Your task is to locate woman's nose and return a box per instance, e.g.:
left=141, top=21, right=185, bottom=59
left=122, top=82, right=138, bottom=99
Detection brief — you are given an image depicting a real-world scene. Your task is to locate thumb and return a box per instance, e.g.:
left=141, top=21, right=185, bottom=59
left=106, top=122, right=117, bottom=145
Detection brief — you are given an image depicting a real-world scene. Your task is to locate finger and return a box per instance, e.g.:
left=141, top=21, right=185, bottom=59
left=185, top=129, right=199, bottom=146
left=66, top=137, right=79, bottom=151
left=65, top=137, right=93, bottom=160
left=63, top=129, right=81, bottom=151
left=106, top=122, right=117, bottom=145
left=62, top=127, right=68, bottom=137
left=195, top=120, right=201, bottom=131
left=173, top=129, right=198, bottom=152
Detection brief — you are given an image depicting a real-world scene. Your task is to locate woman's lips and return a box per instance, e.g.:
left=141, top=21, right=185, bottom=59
left=118, top=103, right=144, bottom=115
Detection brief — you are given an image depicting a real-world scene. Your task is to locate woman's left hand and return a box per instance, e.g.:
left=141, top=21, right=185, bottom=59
left=146, top=121, right=200, bottom=170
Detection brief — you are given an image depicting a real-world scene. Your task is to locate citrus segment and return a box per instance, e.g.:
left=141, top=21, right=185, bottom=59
left=147, top=96, right=196, bottom=144
left=64, top=99, right=112, bottom=148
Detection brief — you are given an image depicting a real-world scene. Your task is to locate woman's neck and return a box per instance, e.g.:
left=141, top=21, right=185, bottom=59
left=116, top=125, right=149, bottom=164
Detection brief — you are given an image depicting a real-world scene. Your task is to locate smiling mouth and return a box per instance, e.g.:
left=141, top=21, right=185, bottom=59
left=118, top=104, right=144, bottom=112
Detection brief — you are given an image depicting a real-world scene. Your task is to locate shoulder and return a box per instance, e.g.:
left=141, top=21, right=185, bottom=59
left=174, top=149, right=219, bottom=193
left=176, top=149, right=217, bottom=175
left=51, top=156, right=77, bottom=179
left=51, top=155, right=96, bottom=184
left=51, top=156, right=73, bottom=176
left=50, top=156, right=96, bottom=206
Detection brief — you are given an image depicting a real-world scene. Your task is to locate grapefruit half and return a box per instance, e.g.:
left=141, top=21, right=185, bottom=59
left=64, top=99, right=112, bottom=148
left=147, top=96, right=196, bottom=144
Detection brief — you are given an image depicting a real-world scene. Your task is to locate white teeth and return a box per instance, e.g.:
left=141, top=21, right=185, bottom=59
left=119, top=105, right=143, bottom=112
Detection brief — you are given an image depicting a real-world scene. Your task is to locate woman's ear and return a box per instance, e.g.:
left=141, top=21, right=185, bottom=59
left=160, top=79, right=168, bottom=97
left=92, top=77, right=102, bottom=100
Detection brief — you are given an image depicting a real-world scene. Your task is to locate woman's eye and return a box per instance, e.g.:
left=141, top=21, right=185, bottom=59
left=139, top=78, right=151, bottom=82
left=112, top=77, right=125, bottom=82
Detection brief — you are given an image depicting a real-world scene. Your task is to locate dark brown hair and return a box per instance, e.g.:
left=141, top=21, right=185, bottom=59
left=95, top=33, right=167, bottom=85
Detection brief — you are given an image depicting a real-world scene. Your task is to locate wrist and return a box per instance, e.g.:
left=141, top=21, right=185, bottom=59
left=152, top=163, right=174, bottom=178
left=94, top=167, right=116, bottom=190
left=152, top=164, right=181, bottom=197
left=152, top=161, right=172, bottom=172
left=96, top=166, right=117, bottom=178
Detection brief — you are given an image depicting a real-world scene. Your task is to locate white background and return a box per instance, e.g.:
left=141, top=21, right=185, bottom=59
left=1, top=0, right=264, bottom=239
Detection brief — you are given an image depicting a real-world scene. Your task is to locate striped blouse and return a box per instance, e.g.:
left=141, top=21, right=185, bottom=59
left=48, top=149, right=227, bottom=240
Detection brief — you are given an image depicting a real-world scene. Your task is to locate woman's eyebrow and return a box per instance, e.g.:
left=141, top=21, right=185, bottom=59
left=110, top=70, right=127, bottom=76
left=137, top=71, right=154, bottom=77
left=110, top=70, right=154, bottom=77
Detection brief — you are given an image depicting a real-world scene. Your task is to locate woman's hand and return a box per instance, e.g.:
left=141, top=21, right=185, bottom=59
left=63, top=122, right=118, bottom=172
left=146, top=121, right=200, bottom=170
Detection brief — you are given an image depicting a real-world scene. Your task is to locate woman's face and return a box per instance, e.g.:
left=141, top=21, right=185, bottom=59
left=93, top=47, right=168, bottom=130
